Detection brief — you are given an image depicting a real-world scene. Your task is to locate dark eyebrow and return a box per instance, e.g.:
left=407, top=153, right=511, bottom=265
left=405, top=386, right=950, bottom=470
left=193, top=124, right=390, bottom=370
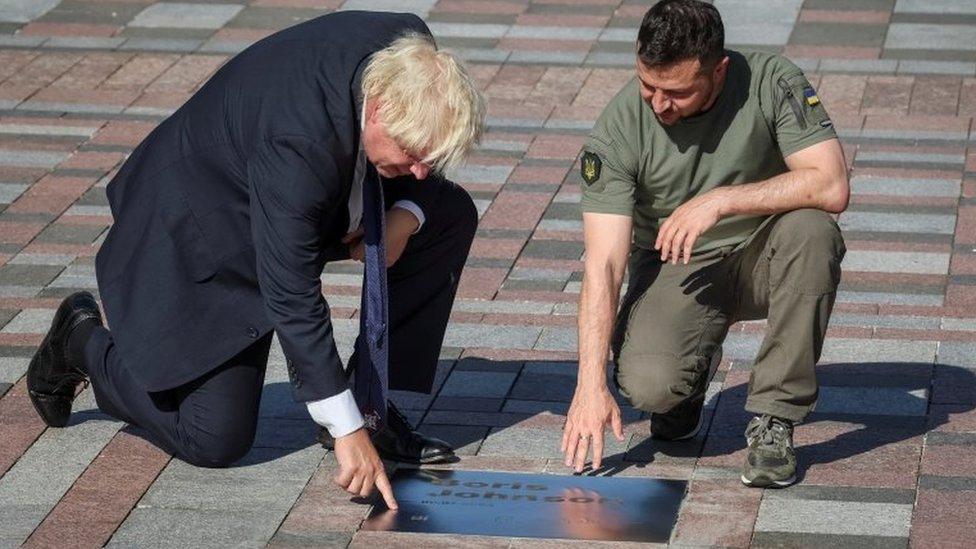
left=636, top=75, right=693, bottom=94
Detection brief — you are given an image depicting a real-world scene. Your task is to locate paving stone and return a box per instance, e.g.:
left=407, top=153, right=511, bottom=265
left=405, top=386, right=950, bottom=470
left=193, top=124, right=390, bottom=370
left=442, top=323, right=541, bottom=350
left=130, top=3, right=245, bottom=29
left=0, top=264, right=63, bottom=286
left=816, top=386, right=929, bottom=416
left=886, top=23, right=976, bottom=50
left=820, top=338, right=938, bottom=363
left=895, top=0, right=976, bottom=15
left=0, top=149, right=71, bottom=169
left=533, top=326, right=576, bottom=352
left=851, top=176, right=960, bottom=197
left=439, top=370, right=517, bottom=398
left=427, top=22, right=509, bottom=39
left=0, top=308, right=54, bottom=334
left=341, top=0, right=437, bottom=17
left=0, top=0, right=59, bottom=24
left=839, top=211, right=957, bottom=234
left=0, top=356, right=27, bottom=384
left=842, top=250, right=950, bottom=274
left=837, top=290, right=943, bottom=306
left=755, top=497, right=912, bottom=537
left=414, top=424, right=488, bottom=455
left=898, top=59, right=976, bottom=75
left=480, top=426, right=630, bottom=459
left=108, top=507, right=290, bottom=548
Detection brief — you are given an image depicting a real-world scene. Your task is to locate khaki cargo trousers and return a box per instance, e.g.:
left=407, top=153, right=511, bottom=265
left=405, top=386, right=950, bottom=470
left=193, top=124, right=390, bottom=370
left=611, top=208, right=846, bottom=422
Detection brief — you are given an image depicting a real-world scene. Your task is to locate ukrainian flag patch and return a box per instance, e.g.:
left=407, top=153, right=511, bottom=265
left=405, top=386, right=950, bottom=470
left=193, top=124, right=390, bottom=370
left=803, top=87, right=820, bottom=107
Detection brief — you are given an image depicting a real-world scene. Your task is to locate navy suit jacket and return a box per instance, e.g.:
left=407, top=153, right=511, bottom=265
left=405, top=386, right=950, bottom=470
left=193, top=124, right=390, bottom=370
left=96, top=11, right=435, bottom=402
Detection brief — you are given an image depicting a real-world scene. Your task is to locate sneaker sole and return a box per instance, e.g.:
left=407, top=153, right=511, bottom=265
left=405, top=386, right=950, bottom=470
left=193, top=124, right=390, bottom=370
left=740, top=473, right=797, bottom=488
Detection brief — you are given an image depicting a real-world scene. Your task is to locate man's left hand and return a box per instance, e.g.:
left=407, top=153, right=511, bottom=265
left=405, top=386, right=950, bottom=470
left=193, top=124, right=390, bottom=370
left=344, top=207, right=420, bottom=267
left=655, top=189, right=726, bottom=265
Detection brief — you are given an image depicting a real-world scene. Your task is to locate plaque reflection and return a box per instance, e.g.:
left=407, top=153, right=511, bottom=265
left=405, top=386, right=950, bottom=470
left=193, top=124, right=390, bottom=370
left=362, top=469, right=685, bottom=543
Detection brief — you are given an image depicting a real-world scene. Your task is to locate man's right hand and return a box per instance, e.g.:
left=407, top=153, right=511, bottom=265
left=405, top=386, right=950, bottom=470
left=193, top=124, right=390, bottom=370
left=332, top=427, right=398, bottom=509
left=561, top=386, right=625, bottom=472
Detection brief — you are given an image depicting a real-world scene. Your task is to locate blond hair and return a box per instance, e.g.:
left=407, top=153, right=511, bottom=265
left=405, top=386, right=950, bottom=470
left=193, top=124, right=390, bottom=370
left=362, top=33, right=486, bottom=172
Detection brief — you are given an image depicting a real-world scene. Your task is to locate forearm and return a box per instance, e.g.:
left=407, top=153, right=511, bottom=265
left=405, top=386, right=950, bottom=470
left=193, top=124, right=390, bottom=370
left=576, top=264, right=624, bottom=391
left=717, top=167, right=848, bottom=218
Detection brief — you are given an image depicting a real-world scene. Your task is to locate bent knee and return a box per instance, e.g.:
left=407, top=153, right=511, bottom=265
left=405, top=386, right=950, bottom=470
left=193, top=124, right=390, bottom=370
left=180, top=430, right=254, bottom=468
left=616, top=353, right=699, bottom=413
left=775, top=209, right=845, bottom=255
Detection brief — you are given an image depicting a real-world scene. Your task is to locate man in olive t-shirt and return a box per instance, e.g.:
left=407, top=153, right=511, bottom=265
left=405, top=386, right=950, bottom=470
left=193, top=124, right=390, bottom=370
left=561, top=0, right=849, bottom=488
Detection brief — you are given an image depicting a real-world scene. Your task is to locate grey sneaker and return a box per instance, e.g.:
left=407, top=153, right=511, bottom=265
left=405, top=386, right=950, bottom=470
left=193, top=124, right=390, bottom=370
left=650, top=347, right=722, bottom=441
left=741, top=414, right=797, bottom=488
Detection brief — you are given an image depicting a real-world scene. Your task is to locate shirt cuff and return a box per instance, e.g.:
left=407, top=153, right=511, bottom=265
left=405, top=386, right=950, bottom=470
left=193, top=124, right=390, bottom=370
left=306, top=389, right=365, bottom=438
left=391, top=200, right=425, bottom=234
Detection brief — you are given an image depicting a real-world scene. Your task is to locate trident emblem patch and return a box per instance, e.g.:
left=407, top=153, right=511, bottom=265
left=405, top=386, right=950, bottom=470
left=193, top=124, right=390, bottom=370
left=581, top=151, right=602, bottom=185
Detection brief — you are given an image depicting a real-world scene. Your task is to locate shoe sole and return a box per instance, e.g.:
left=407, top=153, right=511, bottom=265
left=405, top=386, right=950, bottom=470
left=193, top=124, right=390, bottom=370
left=740, top=473, right=797, bottom=488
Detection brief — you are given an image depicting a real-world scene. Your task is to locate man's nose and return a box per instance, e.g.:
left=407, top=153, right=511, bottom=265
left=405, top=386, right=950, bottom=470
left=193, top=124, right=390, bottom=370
left=411, top=163, right=430, bottom=180
left=651, top=91, right=671, bottom=114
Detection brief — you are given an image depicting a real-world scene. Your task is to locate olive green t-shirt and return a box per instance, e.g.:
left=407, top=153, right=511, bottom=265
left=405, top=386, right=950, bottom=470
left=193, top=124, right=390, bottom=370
left=580, top=50, right=836, bottom=253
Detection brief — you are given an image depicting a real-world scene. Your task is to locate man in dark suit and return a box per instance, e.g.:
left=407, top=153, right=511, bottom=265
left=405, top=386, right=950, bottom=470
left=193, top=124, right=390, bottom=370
left=26, top=11, right=486, bottom=508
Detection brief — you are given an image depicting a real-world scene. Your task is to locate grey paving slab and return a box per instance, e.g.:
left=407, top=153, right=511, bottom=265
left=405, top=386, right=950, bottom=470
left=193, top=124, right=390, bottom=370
left=533, top=326, right=576, bottom=352
left=0, top=0, right=59, bottom=23
left=0, top=123, right=97, bottom=139
left=941, top=317, right=976, bottom=331
left=445, top=165, right=513, bottom=184
left=856, top=151, right=966, bottom=166
left=895, top=0, right=976, bottom=15
left=120, top=37, right=204, bottom=53
left=819, top=338, right=938, bottom=364
left=47, top=263, right=97, bottom=289
left=0, top=183, right=27, bottom=204
left=17, top=101, right=125, bottom=115
left=508, top=50, right=587, bottom=65
left=815, top=386, right=928, bottom=416
left=0, top=505, right=50, bottom=549
left=0, top=149, right=71, bottom=169
left=830, top=313, right=941, bottom=330
left=414, top=424, right=487, bottom=455
left=0, top=356, right=28, bottom=384
left=480, top=426, right=630, bottom=458
left=754, top=498, right=912, bottom=537
left=439, top=370, right=518, bottom=398
left=427, top=22, right=509, bottom=39
left=0, top=395, right=120, bottom=545
left=838, top=211, right=957, bottom=235
left=442, top=323, right=542, bottom=350
left=45, top=36, right=126, bottom=50
left=452, top=299, right=553, bottom=315
left=850, top=177, right=960, bottom=197
left=715, top=0, right=802, bottom=46
left=837, top=290, right=943, bottom=306
left=897, top=59, right=976, bottom=75
left=454, top=47, right=511, bottom=63
left=938, top=342, right=976, bottom=368
left=0, top=265, right=63, bottom=287
left=130, top=3, right=244, bottom=29
left=197, top=39, right=249, bottom=54
left=340, top=0, right=437, bottom=17
left=723, top=332, right=765, bottom=361
left=108, top=507, right=288, bottom=548
left=0, top=286, right=42, bottom=298
left=0, top=35, right=46, bottom=47
left=819, top=58, right=900, bottom=73
left=886, top=23, right=976, bottom=50
left=841, top=250, right=950, bottom=275
left=0, top=308, right=54, bottom=334
left=506, top=25, right=602, bottom=41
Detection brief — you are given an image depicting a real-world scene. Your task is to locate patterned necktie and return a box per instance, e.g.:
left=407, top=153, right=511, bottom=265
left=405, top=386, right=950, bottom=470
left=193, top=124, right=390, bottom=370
left=353, top=164, right=389, bottom=430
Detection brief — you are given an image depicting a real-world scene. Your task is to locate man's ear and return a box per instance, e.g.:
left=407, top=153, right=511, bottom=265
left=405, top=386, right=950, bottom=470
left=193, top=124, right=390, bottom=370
left=365, top=98, right=381, bottom=123
left=713, top=56, right=730, bottom=80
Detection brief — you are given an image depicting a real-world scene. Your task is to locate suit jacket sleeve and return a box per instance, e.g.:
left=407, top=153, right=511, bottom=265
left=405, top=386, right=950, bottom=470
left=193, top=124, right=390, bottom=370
left=247, top=134, right=348, bottom=402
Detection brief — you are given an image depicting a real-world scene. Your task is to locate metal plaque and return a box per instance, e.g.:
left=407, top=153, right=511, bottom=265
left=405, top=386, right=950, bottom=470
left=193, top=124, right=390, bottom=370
left=362, top=469, right=686, bottom=543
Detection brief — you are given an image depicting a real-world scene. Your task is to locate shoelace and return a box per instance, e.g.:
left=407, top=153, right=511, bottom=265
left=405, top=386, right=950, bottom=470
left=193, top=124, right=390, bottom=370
left=50, top=367, right=89, bottom=395
left=746, top=415, right=791, bottom=448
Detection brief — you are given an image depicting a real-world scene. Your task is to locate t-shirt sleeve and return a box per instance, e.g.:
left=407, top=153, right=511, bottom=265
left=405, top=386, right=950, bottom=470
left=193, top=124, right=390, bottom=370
left=771, top=67, right=837, bottom=158
left=579, top=121, right=637, bottom=217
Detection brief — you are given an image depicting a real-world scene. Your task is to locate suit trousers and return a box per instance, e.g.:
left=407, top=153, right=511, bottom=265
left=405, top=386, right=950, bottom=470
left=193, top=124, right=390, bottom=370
left=612, top=208, right=846, bottom=422
left=86, top=179, right=478, bottom=467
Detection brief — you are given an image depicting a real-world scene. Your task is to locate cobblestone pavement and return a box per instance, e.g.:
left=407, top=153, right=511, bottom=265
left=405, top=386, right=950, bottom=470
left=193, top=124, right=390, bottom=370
left=0, top=0, right=975, bottom=547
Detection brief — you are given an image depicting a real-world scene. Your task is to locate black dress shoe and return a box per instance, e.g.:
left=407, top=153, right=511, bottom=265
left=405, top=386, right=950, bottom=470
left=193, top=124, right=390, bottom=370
left=318, top=401, right=456, bottom=464
left=27, top=292, right=102, bottom=427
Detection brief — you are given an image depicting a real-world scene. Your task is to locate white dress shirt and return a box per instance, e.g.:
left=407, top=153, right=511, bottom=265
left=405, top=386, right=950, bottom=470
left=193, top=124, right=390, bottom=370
left=304, top=101, right=423, bottom=438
